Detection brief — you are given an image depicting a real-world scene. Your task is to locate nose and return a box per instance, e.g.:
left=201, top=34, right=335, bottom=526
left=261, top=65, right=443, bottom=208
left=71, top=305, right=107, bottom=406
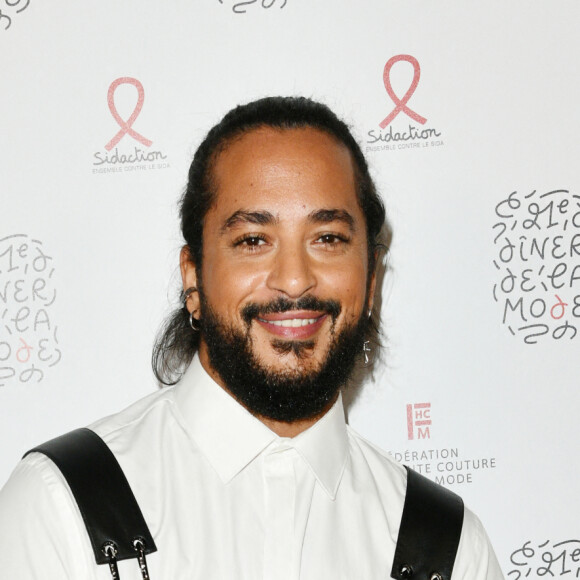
left=266, top=243, right=316, bottom=299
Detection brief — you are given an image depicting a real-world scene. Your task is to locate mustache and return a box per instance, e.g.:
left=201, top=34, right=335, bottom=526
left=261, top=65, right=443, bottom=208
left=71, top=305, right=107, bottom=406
left=241, top=296, right=341, bottom=326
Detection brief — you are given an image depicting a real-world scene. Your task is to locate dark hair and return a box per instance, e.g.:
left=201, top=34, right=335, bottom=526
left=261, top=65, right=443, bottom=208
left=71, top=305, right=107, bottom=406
left=152, top=96, right=386, bottom=385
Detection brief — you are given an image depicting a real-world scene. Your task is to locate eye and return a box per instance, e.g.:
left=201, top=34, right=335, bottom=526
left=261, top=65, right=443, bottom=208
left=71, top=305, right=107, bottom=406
left=233, top=234, right=268, bottom=251
left=315, top=233, right=350, bottom=246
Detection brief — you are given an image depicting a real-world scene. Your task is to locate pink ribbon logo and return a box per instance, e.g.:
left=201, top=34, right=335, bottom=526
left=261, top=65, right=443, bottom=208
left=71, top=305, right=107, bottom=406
left=379, top=55, right=427, bottom=129
left=105, top=77, right=153, bottom=151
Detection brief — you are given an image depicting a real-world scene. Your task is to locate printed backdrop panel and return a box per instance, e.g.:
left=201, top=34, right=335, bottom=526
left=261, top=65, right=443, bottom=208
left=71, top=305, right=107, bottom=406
left=1, top=1, right=579, bottom=575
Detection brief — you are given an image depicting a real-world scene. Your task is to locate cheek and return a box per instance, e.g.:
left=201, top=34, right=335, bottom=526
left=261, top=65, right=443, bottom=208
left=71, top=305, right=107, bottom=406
left=322, top=261, right=369, bottom=314
left=201, top=253, right=265, bottom=313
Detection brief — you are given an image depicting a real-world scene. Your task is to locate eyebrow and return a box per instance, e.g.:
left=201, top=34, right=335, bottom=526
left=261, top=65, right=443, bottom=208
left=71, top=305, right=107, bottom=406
left=220, top=208, right=357, bottom=233
left=221, top=210, right=278, bottom=232
left=308, top=209, right=356, bottom=232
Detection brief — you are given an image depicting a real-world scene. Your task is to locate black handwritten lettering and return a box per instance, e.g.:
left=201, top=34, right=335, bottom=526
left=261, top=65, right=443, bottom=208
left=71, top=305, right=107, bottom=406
left=571, top=265, right=580, bottom=288
left=19, top=364, right=43, bottom=383
left=529, top=298, right=546, bottom=318
left=501, top=269, right=516, bottom=294
left=0, top=342, right=11, bottom=361
left=0, top=0, right=30, bottom=32
left=503, top=297, right=525, bottom=323
left=499, top=237, right=515, bottom=263
left=552, top=321, right=577, bottom=340
left=0, top=235, right=61, bottom=386
left=0, top=281, right=9, bottom=303
left=520, top=269, right=535, bottom=292
left=519, top=323, right=549, bottom=344
left=218, top=0, right=289, bottom=13
left=570, top=234, right=580, bottom=256
left=0, top=10, right=12, bottom=30
left=0, top=367, right=16, bottom=386
left=495, top=191, right=521, bottom=219
left=233, top=0, right=257, bottom=12
left=573, top=296, right=580, bottom=318
left=6, top=0, right=30, bottom=14
left=11, top=306, right=30, bottom=332
left=492, top=222, right=507, bottom=244
left=0, top=242, right=18, bottom=272
left=530, top=236, right=547, bottom=259
left=32, top=245, right=51, bottom=273
left=494, top=189, right=580, bottom=342
left=547, top=262, right=567, bottom=289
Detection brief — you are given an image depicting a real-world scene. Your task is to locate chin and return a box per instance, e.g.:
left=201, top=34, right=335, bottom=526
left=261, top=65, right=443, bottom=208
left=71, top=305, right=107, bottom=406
left=199, top=296, right=368, bottom=422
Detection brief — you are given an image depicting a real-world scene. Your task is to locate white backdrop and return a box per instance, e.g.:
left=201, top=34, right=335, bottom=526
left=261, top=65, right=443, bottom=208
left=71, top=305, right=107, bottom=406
left=1, top=1, right=579, bottom=576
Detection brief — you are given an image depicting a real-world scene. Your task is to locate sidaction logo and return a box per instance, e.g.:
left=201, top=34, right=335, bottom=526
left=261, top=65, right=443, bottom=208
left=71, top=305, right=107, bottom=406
left=366, top=55, right=443, bottom=153
left=92, top=77, right=168, bottom=174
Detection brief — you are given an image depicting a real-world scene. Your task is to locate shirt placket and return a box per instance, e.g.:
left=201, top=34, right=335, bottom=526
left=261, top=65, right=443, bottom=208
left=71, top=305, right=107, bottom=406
left=263, top=444, right=298, bottom=580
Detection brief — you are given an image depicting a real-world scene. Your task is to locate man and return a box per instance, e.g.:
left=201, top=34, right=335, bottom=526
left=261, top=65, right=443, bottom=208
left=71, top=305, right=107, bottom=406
left=0, top=97, right=504, bottom=579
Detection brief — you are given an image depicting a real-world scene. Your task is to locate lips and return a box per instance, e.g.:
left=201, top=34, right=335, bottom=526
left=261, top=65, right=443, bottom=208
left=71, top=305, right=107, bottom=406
left=256, top=311, right=328, bottom=339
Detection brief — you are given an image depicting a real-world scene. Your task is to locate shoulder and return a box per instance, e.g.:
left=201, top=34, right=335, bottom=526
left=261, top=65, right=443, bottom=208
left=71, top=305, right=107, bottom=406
left=454, top=507, right=505, bottom=579
left=0, top=386, right=177, bottom=577
left=89, top=385, right=175, bottom=442
left=346, top=427, right=504, bottom=579
left=0, top=452, right=96, bottom=577
left=346, top=424, right=408, bottom=492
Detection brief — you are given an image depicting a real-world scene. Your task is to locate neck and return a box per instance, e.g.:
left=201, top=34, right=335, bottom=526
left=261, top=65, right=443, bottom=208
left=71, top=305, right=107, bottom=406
left=256, top=397, right=336, bottom=437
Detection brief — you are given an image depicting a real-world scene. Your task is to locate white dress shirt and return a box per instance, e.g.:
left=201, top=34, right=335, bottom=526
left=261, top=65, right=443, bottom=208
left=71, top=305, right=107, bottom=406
left=0, top=357, right=504, bottom=579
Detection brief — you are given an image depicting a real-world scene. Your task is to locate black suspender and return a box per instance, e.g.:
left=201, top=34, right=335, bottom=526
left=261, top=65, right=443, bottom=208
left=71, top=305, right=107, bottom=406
left=25, top=428, right=156, bottom=579
left=391, top=466, right=464, bottom=580
left=27, top=430, right=463, bottom=580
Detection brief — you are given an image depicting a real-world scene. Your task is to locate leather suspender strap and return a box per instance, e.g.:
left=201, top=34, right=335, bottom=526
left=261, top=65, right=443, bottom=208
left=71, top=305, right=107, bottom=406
left=26, top=430, right=460, bottom=578
left=25, top=427, right=157, bottom=566
left=391, top=466, right=464, bottom=580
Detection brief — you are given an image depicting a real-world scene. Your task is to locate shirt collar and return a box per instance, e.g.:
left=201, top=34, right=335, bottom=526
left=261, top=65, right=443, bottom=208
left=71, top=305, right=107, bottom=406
left=290, top=394, right=349, bottom=499
left=172, top=356, right=349, bottom=499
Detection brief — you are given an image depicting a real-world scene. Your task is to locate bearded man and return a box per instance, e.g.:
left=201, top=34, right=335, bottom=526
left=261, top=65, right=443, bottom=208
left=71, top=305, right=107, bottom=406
left=0, top=97, right=504, bottom=579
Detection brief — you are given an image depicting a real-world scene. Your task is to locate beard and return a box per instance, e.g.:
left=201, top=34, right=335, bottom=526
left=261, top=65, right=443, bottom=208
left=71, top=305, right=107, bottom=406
left=199, top=294, right=368, bottom=423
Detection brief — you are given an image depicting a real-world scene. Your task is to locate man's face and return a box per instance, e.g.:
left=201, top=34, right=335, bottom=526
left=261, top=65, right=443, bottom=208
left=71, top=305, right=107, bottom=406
left=183, top=127, right=374, bottom=420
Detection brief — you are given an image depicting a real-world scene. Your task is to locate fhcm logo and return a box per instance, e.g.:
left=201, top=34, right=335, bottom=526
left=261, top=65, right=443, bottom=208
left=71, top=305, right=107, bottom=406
left=407, top=403, right=431, bottom=440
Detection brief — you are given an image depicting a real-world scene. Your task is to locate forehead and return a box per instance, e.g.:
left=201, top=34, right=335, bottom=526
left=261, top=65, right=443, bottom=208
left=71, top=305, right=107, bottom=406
left=208, top=127, right=361, bottom=220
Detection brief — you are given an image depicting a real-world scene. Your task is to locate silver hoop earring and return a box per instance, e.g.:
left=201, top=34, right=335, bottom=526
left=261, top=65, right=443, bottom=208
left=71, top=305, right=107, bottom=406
left=184, top=287, right=200, bottom=331
left=189, top=311, right=201, bottom=332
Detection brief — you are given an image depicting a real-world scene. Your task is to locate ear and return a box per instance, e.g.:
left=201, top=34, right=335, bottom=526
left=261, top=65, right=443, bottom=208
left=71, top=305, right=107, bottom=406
left=180, top=246, right=201, bottom=318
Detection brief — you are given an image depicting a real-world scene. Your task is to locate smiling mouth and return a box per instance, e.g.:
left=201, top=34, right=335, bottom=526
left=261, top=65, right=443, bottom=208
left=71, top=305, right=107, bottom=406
left=260, top=317, right=320, bottom=328
left=255, top=312, right=328, bottom=339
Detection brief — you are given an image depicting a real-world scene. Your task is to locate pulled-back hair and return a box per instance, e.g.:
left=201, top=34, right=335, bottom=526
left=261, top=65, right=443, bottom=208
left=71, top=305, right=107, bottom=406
left=152, top=96, right=386, bottom=385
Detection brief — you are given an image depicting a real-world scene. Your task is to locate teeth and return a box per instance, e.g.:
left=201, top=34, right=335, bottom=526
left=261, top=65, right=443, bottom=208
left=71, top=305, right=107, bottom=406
left=265, top=318, right=318, bottom=328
